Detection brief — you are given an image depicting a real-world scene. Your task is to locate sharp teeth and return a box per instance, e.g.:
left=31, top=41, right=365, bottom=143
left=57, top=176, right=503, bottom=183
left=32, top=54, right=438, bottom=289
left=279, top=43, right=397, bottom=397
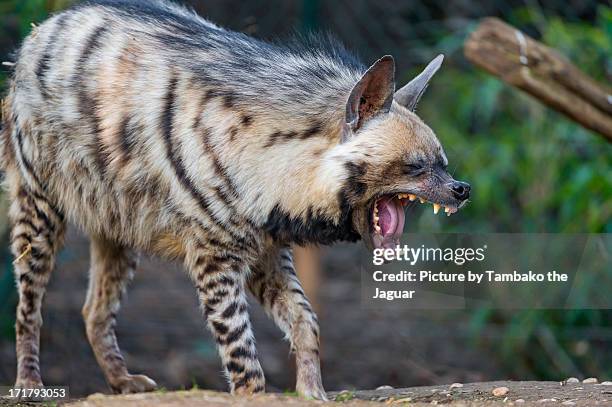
left=419, top=198, right=425, bottom=204
left=374, top=225, right=381, bottom=233
left=408, top=194, right=416, bottom=201
left=433, top=203, right=441, bottom=214
left=444, top=206, right=450, bottom=213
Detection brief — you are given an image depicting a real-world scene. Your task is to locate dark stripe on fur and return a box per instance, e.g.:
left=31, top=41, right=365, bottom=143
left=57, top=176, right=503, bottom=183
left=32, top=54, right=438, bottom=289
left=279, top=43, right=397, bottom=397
left=234, top=369, right=264, bottom=389
left=226, top=361, right=245, bottom=374
left=301, top=121, right=323, bottom=139
left=221, top=301, right=238, bottom=319
left=161, top=75, right=251, bottom=247
left=36, top=14, right=68, bottom=99
left=240, top=114, right=253, bottom=127
left=229, top=346, right=254, bottom=359
left=344, top=161, right=368, bottom=199
left=212, top=320, right=229, bottom=335
left=200, top=126, right=240, bottom=199
left=74, top=25, right=109, bottom=177
left=221, top=322, right=248, bottom=345
left=263, top=121, right=322, bottom=148
left=263, top=130, right=298, bottom=148
left=14, top=126, right=44, bottom=191
left=290, top=287, right=305, bottom=296
left=13, top=218, right=41, bottom=235
left=117, top=114, right=137, bottom=167
left=228, top=125, right=238, bottom=142
left=190, top=96, right=258, bottom=237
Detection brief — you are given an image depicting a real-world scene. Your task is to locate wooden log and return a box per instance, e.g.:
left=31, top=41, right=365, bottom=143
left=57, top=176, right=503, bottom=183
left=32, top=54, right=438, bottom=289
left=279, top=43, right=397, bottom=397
left=464, top=17, right=612, bottom=142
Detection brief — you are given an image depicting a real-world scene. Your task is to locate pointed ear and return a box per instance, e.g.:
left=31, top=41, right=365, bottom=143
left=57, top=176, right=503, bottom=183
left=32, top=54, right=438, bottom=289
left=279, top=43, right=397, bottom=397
left=343, top=55, right=395, bottom=142
left=394, top=54, right=444, bottom=111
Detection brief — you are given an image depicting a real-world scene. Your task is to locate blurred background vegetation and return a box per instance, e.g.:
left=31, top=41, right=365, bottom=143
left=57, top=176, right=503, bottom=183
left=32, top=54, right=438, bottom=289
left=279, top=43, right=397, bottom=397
left=0, top=0, right=610, bottom=391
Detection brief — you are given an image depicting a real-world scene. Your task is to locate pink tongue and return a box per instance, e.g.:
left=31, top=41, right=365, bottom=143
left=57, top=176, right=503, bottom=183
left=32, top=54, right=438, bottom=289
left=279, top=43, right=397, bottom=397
left=378, top=197, right=405, bottom=238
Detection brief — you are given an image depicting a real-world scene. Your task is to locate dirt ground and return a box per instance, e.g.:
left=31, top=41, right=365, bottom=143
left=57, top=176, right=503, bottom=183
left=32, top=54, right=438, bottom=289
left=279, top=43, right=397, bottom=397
left=2, top=381, right=611, bottom=406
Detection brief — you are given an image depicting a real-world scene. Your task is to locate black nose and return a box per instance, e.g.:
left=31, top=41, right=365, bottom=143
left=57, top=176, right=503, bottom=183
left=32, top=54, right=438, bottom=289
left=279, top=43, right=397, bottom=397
left=451, top=181, right=470, bottom=201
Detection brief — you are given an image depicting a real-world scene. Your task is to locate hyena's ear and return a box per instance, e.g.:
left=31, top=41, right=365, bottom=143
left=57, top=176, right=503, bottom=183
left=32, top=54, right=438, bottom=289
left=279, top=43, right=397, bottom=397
left=394, top=54, right=444, bottom=111
left=342, top=55, right=395, bottom=142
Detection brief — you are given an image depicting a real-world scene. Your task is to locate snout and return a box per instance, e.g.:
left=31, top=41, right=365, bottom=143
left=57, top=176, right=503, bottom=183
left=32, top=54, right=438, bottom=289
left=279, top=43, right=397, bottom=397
left=450, top=180, right=470, bottom=201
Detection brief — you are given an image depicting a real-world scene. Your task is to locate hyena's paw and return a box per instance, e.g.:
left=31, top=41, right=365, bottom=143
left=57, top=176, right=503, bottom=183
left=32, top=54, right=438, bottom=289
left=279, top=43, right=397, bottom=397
left=231, top=371, right=266, bottom=396
left=14, top=378, right=44, bottom=390
left=296, top=381, right=328, bottom=401
left=296, top=355, right=327, bottom=400
left=110, top=374, right=157, bottom=394
left=233, top=386, right=266, bottom=397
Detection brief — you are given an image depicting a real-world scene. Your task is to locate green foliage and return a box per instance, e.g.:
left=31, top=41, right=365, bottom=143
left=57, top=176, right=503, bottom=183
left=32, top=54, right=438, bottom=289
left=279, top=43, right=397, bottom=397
left=0, top=0, right=73, bottom=92
left=414, top=6, right=612, bottom=380
left=0, top=242, right=16, bottom=340
left=417, top=8, right=612, bottom=234
left=334, top=390, right=356, bottom=402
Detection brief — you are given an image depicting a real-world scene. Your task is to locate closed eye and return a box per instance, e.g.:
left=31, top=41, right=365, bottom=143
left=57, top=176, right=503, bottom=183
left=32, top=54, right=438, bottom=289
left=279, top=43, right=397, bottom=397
left=403, top=163, right=426, bottom=176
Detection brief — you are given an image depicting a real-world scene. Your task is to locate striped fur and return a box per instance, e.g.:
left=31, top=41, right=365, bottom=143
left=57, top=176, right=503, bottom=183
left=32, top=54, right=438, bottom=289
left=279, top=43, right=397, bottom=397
left=1, top=0, right=467, bottom=399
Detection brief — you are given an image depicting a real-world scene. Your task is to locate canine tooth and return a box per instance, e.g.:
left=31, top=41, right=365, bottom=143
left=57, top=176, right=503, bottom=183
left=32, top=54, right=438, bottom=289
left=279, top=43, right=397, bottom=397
left=374, top=225, right=381, bottom=233
left=408, top=194, right=416, bottom=201
left=419, top=198, right=425, bottom=204
left=433, top=203, right=441, bottom=214
left=444, top=206, right=450, bottom=213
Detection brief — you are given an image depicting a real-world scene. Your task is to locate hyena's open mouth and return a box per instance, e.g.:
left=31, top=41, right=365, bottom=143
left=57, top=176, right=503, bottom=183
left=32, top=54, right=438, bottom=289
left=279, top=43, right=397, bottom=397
left=370, top=193, right=458, bottom=249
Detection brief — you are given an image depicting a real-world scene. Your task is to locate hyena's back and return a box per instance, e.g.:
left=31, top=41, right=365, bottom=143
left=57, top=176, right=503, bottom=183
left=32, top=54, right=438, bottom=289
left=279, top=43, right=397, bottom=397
left=3, top=0, right=361, bottom=250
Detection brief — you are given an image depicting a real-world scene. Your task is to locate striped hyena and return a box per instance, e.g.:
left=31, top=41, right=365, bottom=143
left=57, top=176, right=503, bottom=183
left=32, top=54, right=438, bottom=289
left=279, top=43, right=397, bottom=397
left=0, top=0, right=470, bottom=399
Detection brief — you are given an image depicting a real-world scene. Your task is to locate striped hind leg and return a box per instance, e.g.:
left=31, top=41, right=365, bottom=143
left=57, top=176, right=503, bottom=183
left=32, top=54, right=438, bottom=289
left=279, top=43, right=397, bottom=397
left=82, top=236, right=157, bottom=394
left=248, top=245, right=326, bottom=400
left=9, top=181, right=65, bottom=388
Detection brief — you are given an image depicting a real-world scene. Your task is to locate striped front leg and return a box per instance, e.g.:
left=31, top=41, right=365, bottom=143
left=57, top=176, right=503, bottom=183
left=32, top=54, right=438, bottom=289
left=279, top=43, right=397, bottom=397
left=249, top=246, right=326, bottom=400
left=189, top=251, right=265, bottom=395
